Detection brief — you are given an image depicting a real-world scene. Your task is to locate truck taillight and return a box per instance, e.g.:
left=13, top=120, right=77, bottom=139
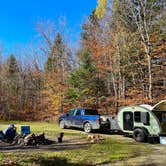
left=98, top=117, right=102, bottom=124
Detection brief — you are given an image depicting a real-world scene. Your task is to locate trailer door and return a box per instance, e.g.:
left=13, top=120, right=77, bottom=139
left=123, top=112, right=134, bottom=130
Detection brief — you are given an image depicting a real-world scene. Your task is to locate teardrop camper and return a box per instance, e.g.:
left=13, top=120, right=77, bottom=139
left=117, top=100, right=166, bottom=142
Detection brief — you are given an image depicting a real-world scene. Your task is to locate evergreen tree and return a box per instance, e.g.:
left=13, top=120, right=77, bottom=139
left=44, top=32, right=73, bottom=113
left=45, top=33, right=64, bottom=72
left=2, top=55, right=22, bottom=119
left=6, top=54, right=20, bottom=76
left=67, top=49, right=106, bottom=108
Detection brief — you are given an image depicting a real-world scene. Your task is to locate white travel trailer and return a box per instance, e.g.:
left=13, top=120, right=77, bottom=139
left=117, top=100, right=166, bottom=142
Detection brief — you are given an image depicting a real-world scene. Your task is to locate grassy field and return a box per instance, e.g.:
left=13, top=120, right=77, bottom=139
left=0, top=121, right=85, bottom=139
left=0, top=121, right=151, bottom=166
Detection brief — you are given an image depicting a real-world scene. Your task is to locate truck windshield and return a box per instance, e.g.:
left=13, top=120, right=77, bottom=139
left=84, top=109, right=99, bottom=115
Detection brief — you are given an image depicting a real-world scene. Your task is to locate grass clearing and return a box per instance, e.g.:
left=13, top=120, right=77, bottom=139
left=0, top=121, right=151, bottom=166
left=0, top=121, right=85, bottom=139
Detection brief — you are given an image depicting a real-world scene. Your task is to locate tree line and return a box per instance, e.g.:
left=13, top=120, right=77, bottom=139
left=0, top=0, right=165, bottom=120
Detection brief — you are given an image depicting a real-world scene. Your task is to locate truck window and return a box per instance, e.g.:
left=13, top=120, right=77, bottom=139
left=134, top=112, right=141, bottom=122
left=84, top=109, right=98, bottom=115
left=68, top=110, right=75, bottom=116
left=75, top=109, right=82, bottom=116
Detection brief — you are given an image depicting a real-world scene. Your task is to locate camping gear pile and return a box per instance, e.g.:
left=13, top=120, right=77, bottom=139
left=13, top=132, right=54, bottom=146
left=0, top=124, right=54, bottom=146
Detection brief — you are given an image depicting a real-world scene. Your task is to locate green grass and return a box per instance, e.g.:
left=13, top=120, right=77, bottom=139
left=0, top=121, right=85, bottom=139
left=0, top=121, right=151, bottom=166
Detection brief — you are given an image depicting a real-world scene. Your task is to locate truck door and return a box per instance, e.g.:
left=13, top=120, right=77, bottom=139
left=74, top=109, right=82, bottom=127
left=66, top=110, right=75, bottom=127
left=123, top=112, right=134, bottom=131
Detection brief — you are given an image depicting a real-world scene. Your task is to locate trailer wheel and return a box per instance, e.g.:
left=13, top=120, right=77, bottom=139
left=133, top=128, right=146, bottom=142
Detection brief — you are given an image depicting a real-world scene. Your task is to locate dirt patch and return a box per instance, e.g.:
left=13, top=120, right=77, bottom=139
left=0, top=139, right=93, bottom=152
left=102, top=135, right=166, bottom=166
left=120, top=145, right=166, bottom=166
left=0, top=141, right=11, bottom=147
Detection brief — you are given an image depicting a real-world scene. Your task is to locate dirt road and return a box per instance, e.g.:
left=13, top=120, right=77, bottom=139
left=106, top=135, right=166, bottom=166
left=115, top=145, right=166, bottom=166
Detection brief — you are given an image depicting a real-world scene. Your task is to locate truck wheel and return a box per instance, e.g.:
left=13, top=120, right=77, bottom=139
left=59, top=120, right=66, bottom=129
left=84, top=122, right=92, bottom=133
left=133, top=128, right=146, bottom=142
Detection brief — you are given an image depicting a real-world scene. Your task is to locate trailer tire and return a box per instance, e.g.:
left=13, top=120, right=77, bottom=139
left=133, top=128, right=146, bottom=142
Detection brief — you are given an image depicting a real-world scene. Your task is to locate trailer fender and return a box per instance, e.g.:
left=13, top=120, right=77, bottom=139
left=133, top=127, right=149, bottom=136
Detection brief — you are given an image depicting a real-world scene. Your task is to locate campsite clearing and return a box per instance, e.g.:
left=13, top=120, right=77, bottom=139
left=0, top=121, right=165, bottom=166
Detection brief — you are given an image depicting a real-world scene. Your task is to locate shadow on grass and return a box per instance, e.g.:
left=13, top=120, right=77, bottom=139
left=20, top=156, right=85, bottom=166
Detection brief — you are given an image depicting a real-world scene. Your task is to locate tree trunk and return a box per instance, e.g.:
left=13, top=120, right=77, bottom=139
left=147, top=54, right=152, bottom=101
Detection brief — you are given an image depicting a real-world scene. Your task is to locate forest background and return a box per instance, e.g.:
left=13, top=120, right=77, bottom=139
left=0, top=0, right=165, bottom=121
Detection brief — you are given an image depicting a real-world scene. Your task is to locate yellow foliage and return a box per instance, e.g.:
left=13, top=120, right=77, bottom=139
left=95, top=0, right=107, bottom=18
left=42, top=70, right=67, bottom=113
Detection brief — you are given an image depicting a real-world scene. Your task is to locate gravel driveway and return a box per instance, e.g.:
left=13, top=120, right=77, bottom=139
left=105, top=135, right=166, bottom=166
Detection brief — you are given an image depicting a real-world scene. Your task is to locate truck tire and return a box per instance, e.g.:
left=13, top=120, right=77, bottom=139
left=133, top=128, right=146, bottom=142
left=59, top=120, right=66, bottom=129
left=83, top=122, right=92, bottom=133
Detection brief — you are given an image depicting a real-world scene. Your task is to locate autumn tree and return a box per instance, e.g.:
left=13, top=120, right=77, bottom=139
left=41, top=26, right=73, bottom=114
left=96, top=0, right=166, bottom=102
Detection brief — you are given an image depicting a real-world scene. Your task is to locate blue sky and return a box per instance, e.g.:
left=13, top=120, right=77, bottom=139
left=0, top=0, right=97, bottom=54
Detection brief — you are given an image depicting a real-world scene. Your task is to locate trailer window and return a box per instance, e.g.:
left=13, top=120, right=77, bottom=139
left=134, top=111, right=150, bottom=125
left=134, top=112, right=141, bottom=122
left=141, top=112, right=150, bottom=126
